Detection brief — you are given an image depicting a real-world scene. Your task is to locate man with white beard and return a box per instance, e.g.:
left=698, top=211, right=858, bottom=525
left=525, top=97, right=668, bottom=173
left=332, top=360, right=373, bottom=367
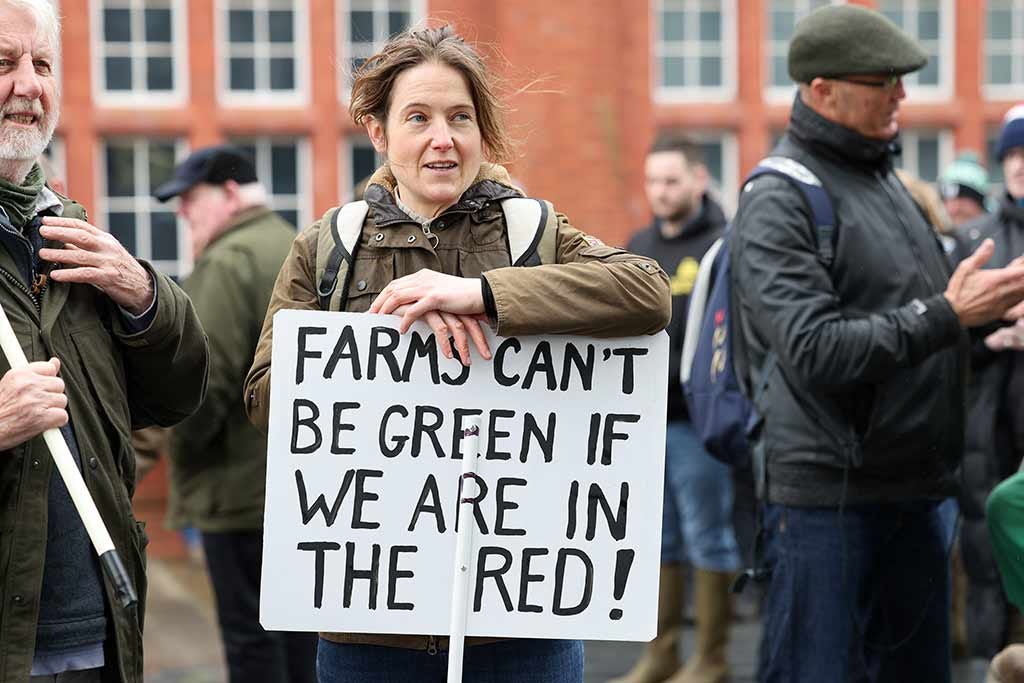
left=0, top=2, right=208, bottom=681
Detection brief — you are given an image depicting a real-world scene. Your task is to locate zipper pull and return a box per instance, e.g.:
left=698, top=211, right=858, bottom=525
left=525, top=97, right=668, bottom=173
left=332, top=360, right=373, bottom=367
left=421, top=222, right=440, bottom=249
left=426, top=635, right=438, bottom=655
left=31, top=272, right=47, bottom=297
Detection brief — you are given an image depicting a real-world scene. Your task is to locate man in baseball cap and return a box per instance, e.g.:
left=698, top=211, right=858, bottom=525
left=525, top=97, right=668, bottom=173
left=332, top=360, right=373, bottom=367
left=730, top=5, right=1024, bottom=682
left=155, top=147, right=315, bottom=683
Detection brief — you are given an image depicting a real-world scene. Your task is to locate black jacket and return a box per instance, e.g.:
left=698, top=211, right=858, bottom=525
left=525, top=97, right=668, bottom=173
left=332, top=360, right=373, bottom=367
left=628, top=195, right=725, bottom=422
left=730, top=95, right=968, bottom=506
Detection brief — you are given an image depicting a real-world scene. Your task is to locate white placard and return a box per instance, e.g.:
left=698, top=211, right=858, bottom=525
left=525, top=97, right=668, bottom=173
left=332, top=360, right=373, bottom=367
left=260, top=310, right=668, bottom=641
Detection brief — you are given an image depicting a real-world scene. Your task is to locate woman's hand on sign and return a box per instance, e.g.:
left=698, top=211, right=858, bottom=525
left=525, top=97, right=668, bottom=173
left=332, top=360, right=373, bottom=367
left=0, top=357, right=67, bottom=450
left=391, top=305, right=491, bottom=366
left=39, top=216, right=155, bottom=315
left=370, top=269, right=485, bottom=327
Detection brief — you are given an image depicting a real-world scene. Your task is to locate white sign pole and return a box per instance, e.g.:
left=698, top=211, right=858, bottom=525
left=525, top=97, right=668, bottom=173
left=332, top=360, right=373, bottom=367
left=447, top=418, right=482, bottom=683
left=0, top=301, right=137, bottom=606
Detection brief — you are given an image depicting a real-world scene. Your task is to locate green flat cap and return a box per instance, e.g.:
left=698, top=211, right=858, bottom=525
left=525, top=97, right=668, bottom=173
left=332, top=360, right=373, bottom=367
left=788, top=5, right=928, bottom=83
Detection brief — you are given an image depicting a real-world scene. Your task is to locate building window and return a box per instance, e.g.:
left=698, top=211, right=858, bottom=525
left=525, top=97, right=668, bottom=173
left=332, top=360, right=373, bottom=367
left=344, top=136, right=380, bottom=202
left=989, top=129, right=1007, bottom=187
left=341, top=0, right=420, bottom=90
left=101, top=138, right=189, bottom=279
left=878, top=0, right=952, bottom=97
left=222, top=0, right=306, bottom=101
left=764, top=0, right=831, bottom=97
left=654, top=0, right=736, bottom=101
left=41, top=138, right=66, bottom=191
left=896, top=130, right=953, bottom=184
left=986, top=0, right=1024, bottom=94
left=93, top=0, right=185, bottom=101
left=692, top=133, right=737, bottom=215
left=231, top=138, right=310, bottom=228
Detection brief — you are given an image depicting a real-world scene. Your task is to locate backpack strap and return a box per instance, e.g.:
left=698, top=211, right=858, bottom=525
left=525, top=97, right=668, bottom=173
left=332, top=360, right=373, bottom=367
left=501, top=197, right=557, bottom=266
left=680, top=237, right=723, bottom=385
left=746, top=156, right=836, bottom=267
left=315, top=200, right=368, bottom=311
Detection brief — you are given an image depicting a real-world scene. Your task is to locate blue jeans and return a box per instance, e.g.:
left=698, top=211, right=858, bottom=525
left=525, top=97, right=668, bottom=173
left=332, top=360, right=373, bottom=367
left=316, top=639, right=584, bottom=683
left=757, top=502, right=951, bottom=683
left=661, top=421, right=741, bottom=571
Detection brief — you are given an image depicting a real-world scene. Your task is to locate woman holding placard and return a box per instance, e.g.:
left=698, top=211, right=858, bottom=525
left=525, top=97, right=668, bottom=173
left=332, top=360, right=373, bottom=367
left=244, top=24, right=671, bottom=683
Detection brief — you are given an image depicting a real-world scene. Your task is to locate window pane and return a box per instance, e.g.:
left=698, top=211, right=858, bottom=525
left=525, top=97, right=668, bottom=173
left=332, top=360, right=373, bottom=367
left=989, top=10, right=1013, bottom=40
left=989, top=54, right=1013, bottom=84
left=988, top=132, right=1006, bottom=184
left=103, top=8, right=131, bottom=42
left=150, top=212, right=178, bottom=261
left=352, top=146, right=377, bottom=191
left=278, top=210, right=299, bottom=228
left=145, top=8, right=173, bottom=42
left=268, top=10, right=294, bottom=43
left=149, top=143, right=177, bottom=193
left=663, top=57, right=686, bottom=87
left=105, top=57, right=132, bottom=91
left=918, top=10, right=940, bottom=41
left=146, top=57, right=174, bottom=90
left=771, top=55, right=789, bottom=87
left=699, top=57, right=721, bottom=86
left=229, top=10, right=255, bottom=43
left=917, top=138, right=940, bottom=182
left=389, top=11, right=410, bottom=36
left=108, top=212, right=136, bottom=254
left=662, top=11, right=684, bottom=42
left=771, top=11, right=794, bottom=41
left=230, top=57, right=256, bottom=90
left=106, top=145, right=135, bottom=197
left=700, top=142, right=723, bottom=187
left=698, top=11, right=720, bottom=41
left=350, top=11, right=374, bottom=43
left=916, top=57, right=939, bottom=86
left=271, top=144, right=297, bottom=194
left=269, top=57, right=295, bottom=90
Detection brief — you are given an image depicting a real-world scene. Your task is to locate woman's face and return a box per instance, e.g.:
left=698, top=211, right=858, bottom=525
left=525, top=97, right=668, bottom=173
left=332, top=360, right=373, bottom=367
left=366, top=61, right=483, bottom=218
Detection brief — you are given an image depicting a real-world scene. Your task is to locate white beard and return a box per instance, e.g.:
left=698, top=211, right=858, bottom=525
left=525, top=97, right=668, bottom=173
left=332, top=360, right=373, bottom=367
left=0, top=101, right=58, bottom=164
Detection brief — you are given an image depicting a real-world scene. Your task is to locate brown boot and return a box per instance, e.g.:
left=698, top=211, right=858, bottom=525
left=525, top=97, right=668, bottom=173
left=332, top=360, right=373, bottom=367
left=609, top=564, right=685, bottom=683
left=668, top=569, right=732, bottom=683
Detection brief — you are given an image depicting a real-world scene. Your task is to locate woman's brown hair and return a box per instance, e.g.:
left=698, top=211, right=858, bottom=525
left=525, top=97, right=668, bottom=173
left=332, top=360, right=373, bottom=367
left=349, top=25, right=513, bottom=163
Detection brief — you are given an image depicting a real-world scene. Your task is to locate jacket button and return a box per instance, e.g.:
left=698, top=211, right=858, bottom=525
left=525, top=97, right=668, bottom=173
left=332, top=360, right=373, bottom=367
left=374, top=233, right=384, bottom=242
left=31, top=459, right=39, bottom=469
left=437, top=221, right=445, bottom=228
left=12, top=595, right=22, bottom=605
left=356, top=280, right=367, bottom=292
left=88, top=457, right=98, bottom=469
left=407, top=235, right=416, bottom=243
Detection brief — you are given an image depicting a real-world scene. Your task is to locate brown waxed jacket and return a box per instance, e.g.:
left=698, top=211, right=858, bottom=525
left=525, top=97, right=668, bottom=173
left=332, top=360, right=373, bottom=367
left=243, top=163, right=670, bottom=651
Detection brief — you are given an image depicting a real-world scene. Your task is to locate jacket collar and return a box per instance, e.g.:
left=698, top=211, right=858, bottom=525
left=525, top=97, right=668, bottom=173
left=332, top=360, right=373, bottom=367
left=363, top=162, right=523, bottom=227
left=787, top=93, right=900, bottom=173
left=653, top=194, right=726, bottom=241
left=207, top=205, right=275, bottom=249
left=999, top=193, right=1024, bottom=225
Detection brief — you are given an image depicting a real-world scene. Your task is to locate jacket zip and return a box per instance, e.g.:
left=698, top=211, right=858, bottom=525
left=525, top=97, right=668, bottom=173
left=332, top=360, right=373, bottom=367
left=0, top=266, right=39, bottom=311
left=426, top=635, right=438, bottom=655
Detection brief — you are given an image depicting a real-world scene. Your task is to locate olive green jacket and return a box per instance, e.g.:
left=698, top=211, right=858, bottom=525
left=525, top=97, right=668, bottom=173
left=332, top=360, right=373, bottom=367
left=0, top=195, right=209, bottom=682
left=244, top=163, right=670, bottom=652
left=168, top=207, right=294, bottom=531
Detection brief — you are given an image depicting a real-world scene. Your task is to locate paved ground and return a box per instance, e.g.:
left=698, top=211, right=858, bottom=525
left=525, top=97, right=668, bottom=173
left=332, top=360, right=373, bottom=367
left=142, top=557, right=992, bottom=682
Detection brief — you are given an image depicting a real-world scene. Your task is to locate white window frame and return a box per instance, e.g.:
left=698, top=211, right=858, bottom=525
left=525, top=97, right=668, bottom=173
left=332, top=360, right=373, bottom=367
left=897, top=128, right=954, bottom=183
left=89, top=0, right=188, bottom=106
left=97, top=137, right=192, bottom=278
left=984, top=0, right=1024, bottom=98
left=878, top=0, right=954, bottom=102
left=231, top=136, right=312, bottom=229
left=653, top=0, right=737, bottom=103
left=43, top=137, right=66, bottom=186
left=764, top=0, right=837, bottom=102
left=216, top=0, right=310, bottom=107
left=337, top=0, right=426, bottom=103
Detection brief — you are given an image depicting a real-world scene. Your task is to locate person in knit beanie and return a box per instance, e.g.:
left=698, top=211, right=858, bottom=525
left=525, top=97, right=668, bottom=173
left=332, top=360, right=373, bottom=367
left=940, top=151, right=990, bottom=226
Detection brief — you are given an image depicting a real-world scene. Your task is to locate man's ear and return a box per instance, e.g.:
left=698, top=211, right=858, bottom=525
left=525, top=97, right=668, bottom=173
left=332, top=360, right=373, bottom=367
left=366, top=116, right=388, bottom=155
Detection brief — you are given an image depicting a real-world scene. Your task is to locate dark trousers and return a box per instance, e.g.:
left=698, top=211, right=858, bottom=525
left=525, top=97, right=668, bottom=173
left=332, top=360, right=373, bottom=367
left=757, top=501, right=951, bottom=683
left=202, top=530, right=317, bottom=683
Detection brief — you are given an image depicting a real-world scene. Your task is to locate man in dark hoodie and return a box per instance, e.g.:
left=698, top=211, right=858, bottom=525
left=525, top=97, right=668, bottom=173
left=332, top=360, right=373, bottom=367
left=731, top=6, right=1024, bottom=682
left=612, top=135, right=739, bottom=683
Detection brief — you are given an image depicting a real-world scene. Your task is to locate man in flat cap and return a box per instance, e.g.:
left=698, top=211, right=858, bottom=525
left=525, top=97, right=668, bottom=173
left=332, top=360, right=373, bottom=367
left=729, top=5, right=1024, bottom=681
left=154, top=146, right=315, bottom=683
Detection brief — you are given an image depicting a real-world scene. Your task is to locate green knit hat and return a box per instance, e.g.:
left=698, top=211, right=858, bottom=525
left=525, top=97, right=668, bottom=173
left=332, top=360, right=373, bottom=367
left=788, top=5, right=928, bottom=83
left=939, top=152, right=989, bottom=205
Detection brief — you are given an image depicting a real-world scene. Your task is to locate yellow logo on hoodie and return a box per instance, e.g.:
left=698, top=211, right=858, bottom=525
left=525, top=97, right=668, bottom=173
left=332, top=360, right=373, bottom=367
left=670, top=257, right=699, bottom=296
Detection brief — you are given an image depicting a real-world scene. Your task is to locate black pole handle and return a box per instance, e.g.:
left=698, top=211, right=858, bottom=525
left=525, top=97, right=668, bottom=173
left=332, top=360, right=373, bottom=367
left=99, top=549, right=138, bottom=608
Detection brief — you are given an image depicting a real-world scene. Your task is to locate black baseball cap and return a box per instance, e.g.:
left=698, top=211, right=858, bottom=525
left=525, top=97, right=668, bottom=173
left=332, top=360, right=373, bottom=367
left=153, top=145, right=258, bottom=202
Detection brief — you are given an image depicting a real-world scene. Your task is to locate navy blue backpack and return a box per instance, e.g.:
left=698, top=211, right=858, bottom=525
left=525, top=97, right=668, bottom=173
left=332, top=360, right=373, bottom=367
left=681, top=156, right=835, bottom=468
